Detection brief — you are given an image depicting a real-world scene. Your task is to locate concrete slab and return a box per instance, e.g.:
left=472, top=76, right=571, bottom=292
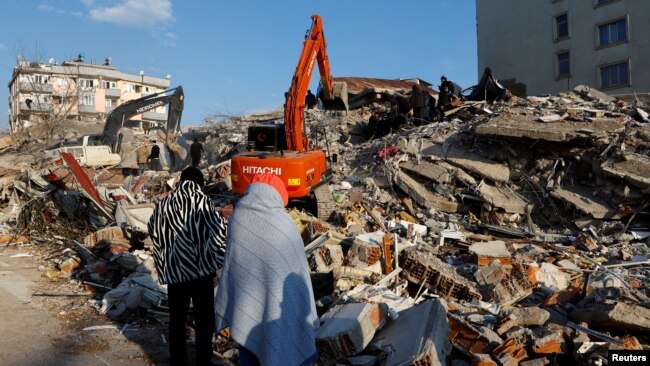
left=421, top=144, right=510, bottom=183
left=551, top=185, right=618, bottom=219
left=477, top=181, right=529, bottom=214
left=601, top=153, right=650, bottom=189
left=371, top=299, right=450, bottom=365
left=399, top=160, right=452, bottom=184
left=394, top=171, right=460, bottom=213
left=475, top=113, right=625, bottom=142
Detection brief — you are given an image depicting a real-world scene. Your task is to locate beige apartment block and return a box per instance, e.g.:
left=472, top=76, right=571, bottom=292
left=477, top=0, right=650, bottom=97
left=8, top=58, right=171, bottom=132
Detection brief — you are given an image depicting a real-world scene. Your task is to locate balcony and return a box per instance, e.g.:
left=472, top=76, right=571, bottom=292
left=105, top=106, right=116, bottom=114
left=142, top=111, right=167, bottom=121
left=19, top=82, right=53, bottom=93
left=79, top=104, right=97, bottom=113
left=105, top=88, right=121, bottom=98
left=20, top=102, right=51, bottom=112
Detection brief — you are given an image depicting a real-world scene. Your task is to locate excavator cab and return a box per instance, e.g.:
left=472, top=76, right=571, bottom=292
left=231, top=14, right=347, bottom=220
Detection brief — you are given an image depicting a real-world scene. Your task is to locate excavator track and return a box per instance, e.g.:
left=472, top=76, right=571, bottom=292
left=314, top=184, right=337, bottom=221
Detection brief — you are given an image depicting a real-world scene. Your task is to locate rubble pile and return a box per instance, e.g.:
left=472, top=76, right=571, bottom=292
left=0, top=83, right=649, bottom=365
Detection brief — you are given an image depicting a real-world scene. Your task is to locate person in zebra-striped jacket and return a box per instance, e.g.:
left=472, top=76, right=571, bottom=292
left=148, top=166, right=227, bottom=366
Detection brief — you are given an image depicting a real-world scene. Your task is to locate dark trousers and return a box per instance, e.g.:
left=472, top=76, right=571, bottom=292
left=168, top=275, right=215, bottom=366
left=191, top=155, right=200, bottom=168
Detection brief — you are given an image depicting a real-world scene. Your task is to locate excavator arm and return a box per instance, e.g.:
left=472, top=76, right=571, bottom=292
left=102, top=86, right=184, bottom=153
left=284, top=14, right=347, bottom=151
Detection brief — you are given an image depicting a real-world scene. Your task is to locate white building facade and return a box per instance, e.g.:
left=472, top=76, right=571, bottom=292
left=8, top=59, right=170, bottom=132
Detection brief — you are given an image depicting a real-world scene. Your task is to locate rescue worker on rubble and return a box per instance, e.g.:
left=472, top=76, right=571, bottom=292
left=409, top=84, right=430, bottom=124
left=436, top=84, right=452, bottom=122
left=136, top=143, right=150, bottom=175
left=215, top=173, right=319, bottom=366
left=190, top=138, right=204, bottom=168
left=148, top=140, right=162, bottom=171
left=148, top=167, right=228, bottom=366
left=305, top=89, right=317, bottom=109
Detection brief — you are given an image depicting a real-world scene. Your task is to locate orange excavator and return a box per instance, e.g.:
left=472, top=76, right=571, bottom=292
left=230, top=14, right=348, bottom=218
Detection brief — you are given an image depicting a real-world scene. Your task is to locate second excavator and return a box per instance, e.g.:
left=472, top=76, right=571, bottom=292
left=231, top=14, right=348, bottom=219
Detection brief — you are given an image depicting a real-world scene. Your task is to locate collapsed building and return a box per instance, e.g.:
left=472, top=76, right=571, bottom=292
left=0, top=80, right=649, bottom=365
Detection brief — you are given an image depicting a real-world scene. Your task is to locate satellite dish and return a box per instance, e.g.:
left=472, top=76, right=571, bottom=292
left=165, top=74, right=171, bottom=80
left=48, top=58, right=55, bottom=64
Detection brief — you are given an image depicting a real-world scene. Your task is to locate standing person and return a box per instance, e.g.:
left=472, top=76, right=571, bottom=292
left=190, top=138, right=204, bottom=168
left=136, top=143, right=150, bottom=175
left=305, top=89, right=317, bottom=109
left=148, top=140, right=162, bottom=171
left=436, top=84, right=452, bottom=122
left=215, top=173, right=319, bottom=366
left=409, top=84, right=430, bottom=123
left=148, top=167, right=228, bottom=366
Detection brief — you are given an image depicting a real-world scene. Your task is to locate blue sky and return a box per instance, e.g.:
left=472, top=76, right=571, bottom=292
left=0, top=0, right=477, bottom=129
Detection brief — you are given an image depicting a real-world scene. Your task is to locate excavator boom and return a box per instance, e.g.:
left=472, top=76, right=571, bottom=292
left=102, top=86, right=184, bottom=153
left=231, top=15, right=345, bottom=219
left=284, top=14, right=347, bottom=151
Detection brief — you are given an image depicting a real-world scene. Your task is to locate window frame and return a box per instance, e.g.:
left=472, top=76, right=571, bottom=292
left=79, top=78, right=95, bottom=89
left=594, top=0, right=622, bottom=8
left=597, top=16, right=629, bottom=48
left=556, top=50, right=571, bottom=79
left=79, top=93, right=96, bottom=106
left=554, top=12, right=570, bottom=41
left=598, top=60, right=630, bottom=90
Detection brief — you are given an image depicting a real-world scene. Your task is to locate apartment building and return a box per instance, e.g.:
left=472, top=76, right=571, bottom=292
left=8, top=58, right=171, bottom=132
left=476, top=0, right=650, bottom=97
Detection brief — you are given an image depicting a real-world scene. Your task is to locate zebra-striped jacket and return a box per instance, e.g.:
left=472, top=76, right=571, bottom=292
left=148, top=180, right=227, bottom=285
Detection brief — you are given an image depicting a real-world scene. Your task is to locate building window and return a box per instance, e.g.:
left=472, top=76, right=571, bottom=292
left=557, top=51, right=570, bottom=77
left=105, top=99, right=117, bottom=107
left=600, top=61, right=629, bottom=88
left=555, top=13, right=569, bottom=39
left=79, top=79, right=95, bottom=88
left=79, top=94, right=95, bottom=106
left=101, top=81, right=118, bottom=89
left=33, top=75, right=49, bottom=84
left=598, top=18, right=627, bottom=46
left=126, top=84, right=136, bottom=93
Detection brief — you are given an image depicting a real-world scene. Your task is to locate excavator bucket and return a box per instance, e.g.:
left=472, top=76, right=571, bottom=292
left=320, top=81, right=348, bottom=112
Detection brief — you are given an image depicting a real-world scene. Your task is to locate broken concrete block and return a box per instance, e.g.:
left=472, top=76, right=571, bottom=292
left=469, top=240, right=512, bottom=268
left=482, top=262, right=534, bottom=306
left=475, top=113, right=624, bottom=142
left=477, top=181, right=529, bottom=214
left=309, top=244, right=344, bottom=273
left=496, top=307, right=550, bottom=335
left=551, top=186, right=618, bottom=219
left=601, top=153, right=650, bottom=189
left=448, top=313, right=502, bottom=354
left=317, top=302, right=388, bottom=361
left=393, top=171, right=460, bottom=213
left=421, top=143, right=510, bottom=183
left=332, top=266, right=381, bottom=292
left=371, top=299, right=450, bottom=365
left=471, top=354, right=498, bottom=366
left=400, top=245, right=482, bottom=302
left=535, top=262, right=571, bottom=291
left=532, top=327, right=564, bottom=355
left=475, top=260, right=507, bottom=286
left=573, top=300, right=650, bottom=332
left=349, top=236, right=382, bottom=266
left=492, top=337, right=528, bottom=366
left=399, top=160, right=452, bottom=184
